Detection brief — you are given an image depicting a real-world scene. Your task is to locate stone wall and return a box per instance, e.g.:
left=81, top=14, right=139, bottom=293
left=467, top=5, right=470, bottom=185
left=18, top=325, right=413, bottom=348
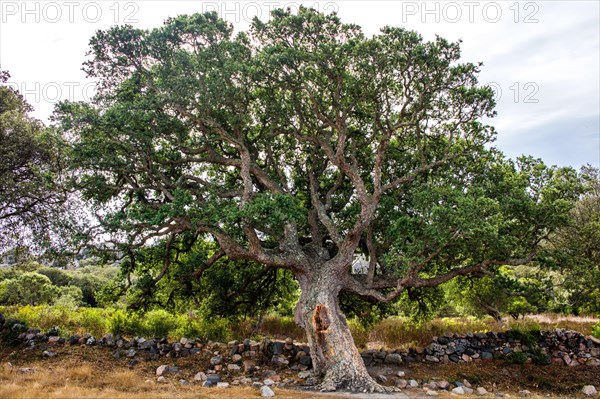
left=1, top=313, right=599, bottom=369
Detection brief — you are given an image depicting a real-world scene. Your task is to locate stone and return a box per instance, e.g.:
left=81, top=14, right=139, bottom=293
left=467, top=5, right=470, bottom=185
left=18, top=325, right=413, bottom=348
left=210, top=355, right=223, bottom=366
left=476, top=387, right=488, bottom=395
left=463, top=379, right=472, bottom=388
left=299, top=356, right=312, bottom=367
left=232, top=354, right=242, bottom=362
left=452, top=387, right=466, bottom=395
left=298, top=371, right=312, bottom=379
left=463, top=387, right=474, bottom=394
left=227, top=364, right=241, bottom=372
left=271, top=355, right=289, bottom=367
left=426, top=390, right=438, bottom=397
left=396, top=379, right=408, bottom=389
left=261, top=385, right=276, bottom=397
left=48, top=336, right=61, bottom=344
left=204, top=374, right=221, bottom=387
left=384, top=353, right=403, bottom=365
left=243, top=359, right=257, bottom=372
left=47, top=326, right=59, bottom=336
left=408, top=379, right=419, bottom=388
left=157, top=376, right=167, bottom=383
left=582, top=385, right=598, bottom=396
left=264, top=378, right=275, bottom=386
left=126, top=348, right=136, bottom=358
left=216, top=382, right=229, bottom=388
left=156, top=365, right=170, bottom=376
left=42, top=350, right=56, bottom=358
left=519, top=390, right=532, bottom=397
left=425, top=355, right=440, bottom=362
left=397, top=371, right=406, bottom=377
left=436, top=380, right=450, bottom=390
left=194, top=372, right=207, bottom=381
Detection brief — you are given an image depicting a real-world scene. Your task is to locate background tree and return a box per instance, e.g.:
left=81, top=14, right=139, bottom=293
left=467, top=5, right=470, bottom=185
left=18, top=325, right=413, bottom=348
left=55, top=9, right=580, bottom=391
left=0, top=70, right=76, bottom=254
left=541, top=166, right=600, bottom=314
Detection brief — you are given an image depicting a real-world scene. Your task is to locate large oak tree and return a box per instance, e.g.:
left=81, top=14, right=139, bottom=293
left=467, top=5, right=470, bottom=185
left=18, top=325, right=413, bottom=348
left=56, top=9, right=579, bottom=391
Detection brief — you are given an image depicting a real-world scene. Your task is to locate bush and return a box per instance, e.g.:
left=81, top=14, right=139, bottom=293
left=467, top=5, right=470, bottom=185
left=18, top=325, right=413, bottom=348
left=348, top=318, right=369, bottom=349
left=199, top=318, right=231, bottom=342
left=530, top=346, right=550, bottom=365
left=143, top=309, right=177, bottom=338
left=174, top=313, right=203, bottom=338
left=505, top=351, right=528, bottom=364
left=107, top=309, right=143, bottom=337
left=507, top=319, right=541, bottom=346
left=592, top=322, right=600, bottom=339
left=77, top=308, right=107, bottom=337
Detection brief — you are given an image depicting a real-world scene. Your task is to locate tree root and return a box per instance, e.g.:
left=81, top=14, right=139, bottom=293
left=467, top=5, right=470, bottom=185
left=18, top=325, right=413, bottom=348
left=315, top=374, right=400, bottom=393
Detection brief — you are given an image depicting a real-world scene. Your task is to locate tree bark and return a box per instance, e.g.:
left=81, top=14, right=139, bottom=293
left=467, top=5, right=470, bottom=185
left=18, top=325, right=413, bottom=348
left=294, top=269, right=391, bottom=392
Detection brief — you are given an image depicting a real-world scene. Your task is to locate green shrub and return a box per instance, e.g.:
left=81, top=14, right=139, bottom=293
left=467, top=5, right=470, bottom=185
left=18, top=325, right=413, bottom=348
left=592, top=322, right=600, bottom=339
left=144, top=309, right=177, bottom=338
left=507, top=319, right=541, bottom=346
left=199, top=318, right=231, bottom=342
left=174, top=313, right=203, bottom=338
left=76, top=308, right=107, bottom=337
left=348, top=318, right=369, bottom=349
left=505, top=351, right=528, bottom=364
left=530, top=346, right=550, bottom=365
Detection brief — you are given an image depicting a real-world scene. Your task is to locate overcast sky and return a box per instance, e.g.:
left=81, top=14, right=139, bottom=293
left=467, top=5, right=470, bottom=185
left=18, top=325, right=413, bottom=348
left=1, top=0, right=598, bottom=169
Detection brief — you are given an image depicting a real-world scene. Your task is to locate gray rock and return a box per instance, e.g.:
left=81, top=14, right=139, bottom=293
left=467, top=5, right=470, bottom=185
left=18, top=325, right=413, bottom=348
left=210, top=355, right=223, bottom=366
left=396, top=379, right=408, bottom=389
left=384, top=353, right=403, bottom=365
left=408, top=379, right=419, bottom=388
left=216, top=382, right=229, bottom=388
left=157, top=376, right=167, bottom=384
left=582, top=385, right=598, bottom=396
left=261, top=385, right=275, bottom=397
left=194, top=372, right=207, bottom=381
left=452, top=387, right=466, bottom=395
left=519, top=390, right=532, bottom=397
left=156, top=365, right=169, bottom=376
left=426, top=390, right=438, bottom=397
left=42, top=350, right=56, bottom=358
left=227, top=364, right=241, bottom=372
left=298, top=371, right=312, bottom=379
left=476, top=387, right=488, bottom=395
left=436, top=380, right=450, bottom=390
left=396, top=371, right=406, bottom=377
left=179, top=379, right=188, bottom=385
left=264, top=378, right=275, bottom=386
left=463, top=387, right=474, bottom=395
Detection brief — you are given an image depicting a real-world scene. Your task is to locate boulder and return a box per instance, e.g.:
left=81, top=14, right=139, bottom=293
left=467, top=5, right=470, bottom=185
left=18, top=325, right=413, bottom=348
left=261, top=385, right=275, bottom=397
left=582, top=385, right=598, bottom=396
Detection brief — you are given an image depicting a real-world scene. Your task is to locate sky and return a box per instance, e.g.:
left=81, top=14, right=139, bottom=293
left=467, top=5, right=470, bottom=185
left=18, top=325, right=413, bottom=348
left=1, top=0, right=599, bottom=169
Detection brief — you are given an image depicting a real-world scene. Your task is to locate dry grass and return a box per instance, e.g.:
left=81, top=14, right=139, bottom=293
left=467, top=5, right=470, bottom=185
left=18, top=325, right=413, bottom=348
left=0, top=361, right=336, bottom=399
left=525, top=313, right=599, bottom=336
left=361, top=314, right=599, bottom=349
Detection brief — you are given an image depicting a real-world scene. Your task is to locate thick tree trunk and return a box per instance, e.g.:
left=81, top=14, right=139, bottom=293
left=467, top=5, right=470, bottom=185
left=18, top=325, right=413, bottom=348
left=294, top=271, right=391, bottom=392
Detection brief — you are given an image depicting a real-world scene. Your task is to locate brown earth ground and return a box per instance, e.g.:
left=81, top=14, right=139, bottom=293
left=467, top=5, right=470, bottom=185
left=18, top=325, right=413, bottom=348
left=1, top=343, right=599, bottom=399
